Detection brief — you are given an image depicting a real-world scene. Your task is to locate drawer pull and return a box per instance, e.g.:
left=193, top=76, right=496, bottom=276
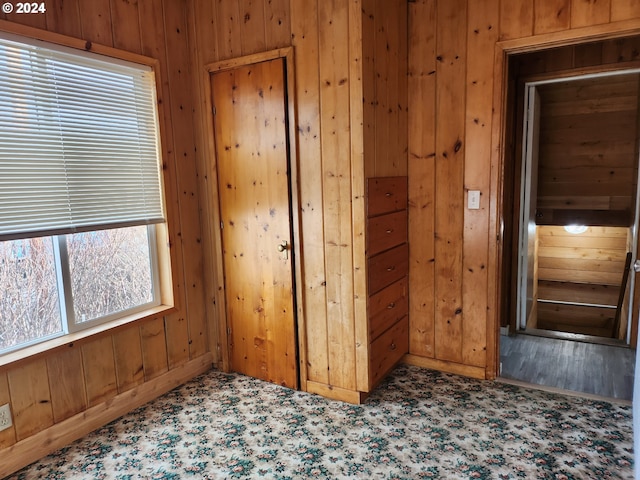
left=385, top=229, right=393, bottom=234
left=390, top=342, right=397, bottom=351
left=385, top=192, right=392, bottom=197
left=386, top=266, right=396, bottom=272
left=387, top=302, right=396, bottom=309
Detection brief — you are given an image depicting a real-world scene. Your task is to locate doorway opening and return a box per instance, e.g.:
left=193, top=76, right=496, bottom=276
left=499, top=36, right=640, bottom=401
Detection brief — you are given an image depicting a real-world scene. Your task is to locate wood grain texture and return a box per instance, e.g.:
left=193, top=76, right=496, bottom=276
left=7, top=359, right=53, bottom=441
left=318, top=0, right=357, bottom=391
left=611, top=0, right=640, bottom=20
left=290, top=0, right=330, bottom=385
left=46, top=347, right=87, bottom=423
left=571, top=0, right=611, bottom=28
left=212, top=58, right=298, bottom=388
left=141, top=318, right=169, bottom=381
left=350, top=0, right=368, bottom=393
left=462, top=0, right=498, bottom=368
left=164, top=0, right=205, bottom=366
left=0, top=0, right=205, bottom=473
left=434, top=0, right=467, bottom=364
left=500, top=0, right=534, bottom=40
left=535, top=0, right=571, bottom=34
left=82, top=337, right=118, bottom=406
left=113, top=326, right=145, bottom=392
left=408, top=0, right=436, bottom=358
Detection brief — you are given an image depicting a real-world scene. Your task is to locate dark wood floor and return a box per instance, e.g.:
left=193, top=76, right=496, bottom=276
left=499, top=332, right=635, bottom=402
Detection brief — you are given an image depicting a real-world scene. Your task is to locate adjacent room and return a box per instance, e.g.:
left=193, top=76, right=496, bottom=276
left=0, top=1, right=638, bottom=478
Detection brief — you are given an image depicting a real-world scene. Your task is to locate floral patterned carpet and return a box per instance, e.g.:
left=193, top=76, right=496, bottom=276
left=8, top=365, right=634, bottom=479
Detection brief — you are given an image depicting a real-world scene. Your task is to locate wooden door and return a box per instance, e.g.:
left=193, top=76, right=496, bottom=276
left=211, top=58, right=298, bottom=388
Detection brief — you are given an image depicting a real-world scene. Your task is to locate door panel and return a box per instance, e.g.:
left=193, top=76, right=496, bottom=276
left=211, top=58, right=297, bottom=388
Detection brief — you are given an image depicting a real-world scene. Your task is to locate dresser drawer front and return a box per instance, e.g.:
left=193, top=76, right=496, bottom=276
left=369, top=278, right=408, bottom=341
left=367, top=210, right=407, bottom=257
left=367, top=244, right=408, bottom=294
left=366, top=177, right=408, bottom=217
left=370, top=317, right=408, bottom=387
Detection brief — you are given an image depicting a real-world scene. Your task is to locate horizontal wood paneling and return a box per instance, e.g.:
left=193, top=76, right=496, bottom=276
left=0, top=0, right=211, bottom=475
left=537, top=225, right=629, bottom=286
left=536, top=74, right=639, bottom=226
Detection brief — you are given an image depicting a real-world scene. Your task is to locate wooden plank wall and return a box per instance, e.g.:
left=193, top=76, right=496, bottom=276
left=537, top=226, right=629, bottom=287
left=536, top=74, right=639, bottom=227
left=362, top=0, right=409, bottom=178
left=536, top=225, right=630, bottom=337
left=0, top=1, right=211, bottom=475
left=536, top=226, right=629, bottom=337
left=408, top=0, right=640, bottom=377
left=189, top=0, right=407, bottom=396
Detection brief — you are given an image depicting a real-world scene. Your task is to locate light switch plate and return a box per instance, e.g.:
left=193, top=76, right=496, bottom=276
left=468, top=190, right=480, bottom=210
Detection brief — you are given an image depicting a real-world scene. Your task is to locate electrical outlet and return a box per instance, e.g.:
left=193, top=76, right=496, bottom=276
left=0, top=403, right=12, bottom=431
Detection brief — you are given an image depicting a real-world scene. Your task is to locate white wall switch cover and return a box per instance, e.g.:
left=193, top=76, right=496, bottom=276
left=468, top=190, right=480, bottom=210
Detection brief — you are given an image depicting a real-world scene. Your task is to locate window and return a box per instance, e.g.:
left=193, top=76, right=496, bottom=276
left=0, top=32, right=169, bottom=355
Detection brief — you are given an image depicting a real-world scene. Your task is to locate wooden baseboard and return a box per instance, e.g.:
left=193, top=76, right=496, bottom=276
left=402, top=354, right=487, bottom=380
left=1, top=353, right=213, bottom=479
left=305, top=380, right=367, bottom=404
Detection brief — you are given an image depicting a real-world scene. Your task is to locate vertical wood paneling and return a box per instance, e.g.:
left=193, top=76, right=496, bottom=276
left=4, top=9, right=46, bottom=29
left=408, top=0, right=436, bottom=358
left=110, top=0, right=142, bottom=53
left=349, top=0, right=368, bottom=392
left=0, top=372, right=16, bottom=448
left=571, top=0, right=611, bottom=27
left=113, top=327, right=145, bottom=392
left=193, top=0, right=220, bottom=64
left=534, top=0, right=571, bottom=34
left=44, top=0, right=82, bottom=38
left=290, top=0, right=329, bottom=385
left=141, top=318, right=169, bottom=380
left=47, top=347, right=87, bottom=423
left=216, top=0, right=242, bottom=60
left=78, top=0, right=114, bottom=46
left=397, top=0, right=409, bottom=177
left=1, top=0, right=210, bottom=472
left=318, top=0, right=357, bottom=390
left=611, top=0, right=640, bottom=20
left=362, top=0, right=376, bottom=177
left=463, top=0, right=498, bottom=368
left=434, top=0, right=467, bottom=364
left=264, top=0, right=290, bottom=49
left=239, top=0, right=266, bottom=54
left=499, top=0, right=534, bottom=40
left=82, top=337, right=117, bottom=406
left=163, top=0, right=206, bottom=366
left=7, top=360, right=53, bottom=441
left=374, top=2, right=390, bottom=176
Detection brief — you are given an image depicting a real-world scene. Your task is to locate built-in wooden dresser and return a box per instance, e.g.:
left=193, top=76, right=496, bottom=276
left=366, top=176, right=409, bottom=387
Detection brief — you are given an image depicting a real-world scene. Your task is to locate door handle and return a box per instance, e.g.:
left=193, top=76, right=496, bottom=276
left=277, top=240, right=289, bottom=260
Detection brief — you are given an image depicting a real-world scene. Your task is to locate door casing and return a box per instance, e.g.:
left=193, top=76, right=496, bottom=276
left=490, top=25, right=640, bottom=378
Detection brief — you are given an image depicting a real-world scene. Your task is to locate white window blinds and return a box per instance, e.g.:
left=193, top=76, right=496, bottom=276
left=0, top=32, right=165, bottom=241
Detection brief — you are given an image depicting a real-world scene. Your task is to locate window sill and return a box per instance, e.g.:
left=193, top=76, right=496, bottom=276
left=0, top=304, right=175, bottom=369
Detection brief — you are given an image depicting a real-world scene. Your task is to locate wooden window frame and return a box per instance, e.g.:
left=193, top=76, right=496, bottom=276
left=0, top=20, right=177, bottom=368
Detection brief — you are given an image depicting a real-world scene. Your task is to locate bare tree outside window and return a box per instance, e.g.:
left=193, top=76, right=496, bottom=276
left=0, top=237, right=61, bottom=350
left=0, top=226, right=155, bottom=353
left=68, top=226, right=153, bottom=323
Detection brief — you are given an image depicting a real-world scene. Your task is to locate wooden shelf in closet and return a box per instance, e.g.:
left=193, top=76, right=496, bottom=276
left=366, top=176, right=409, bottom=388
